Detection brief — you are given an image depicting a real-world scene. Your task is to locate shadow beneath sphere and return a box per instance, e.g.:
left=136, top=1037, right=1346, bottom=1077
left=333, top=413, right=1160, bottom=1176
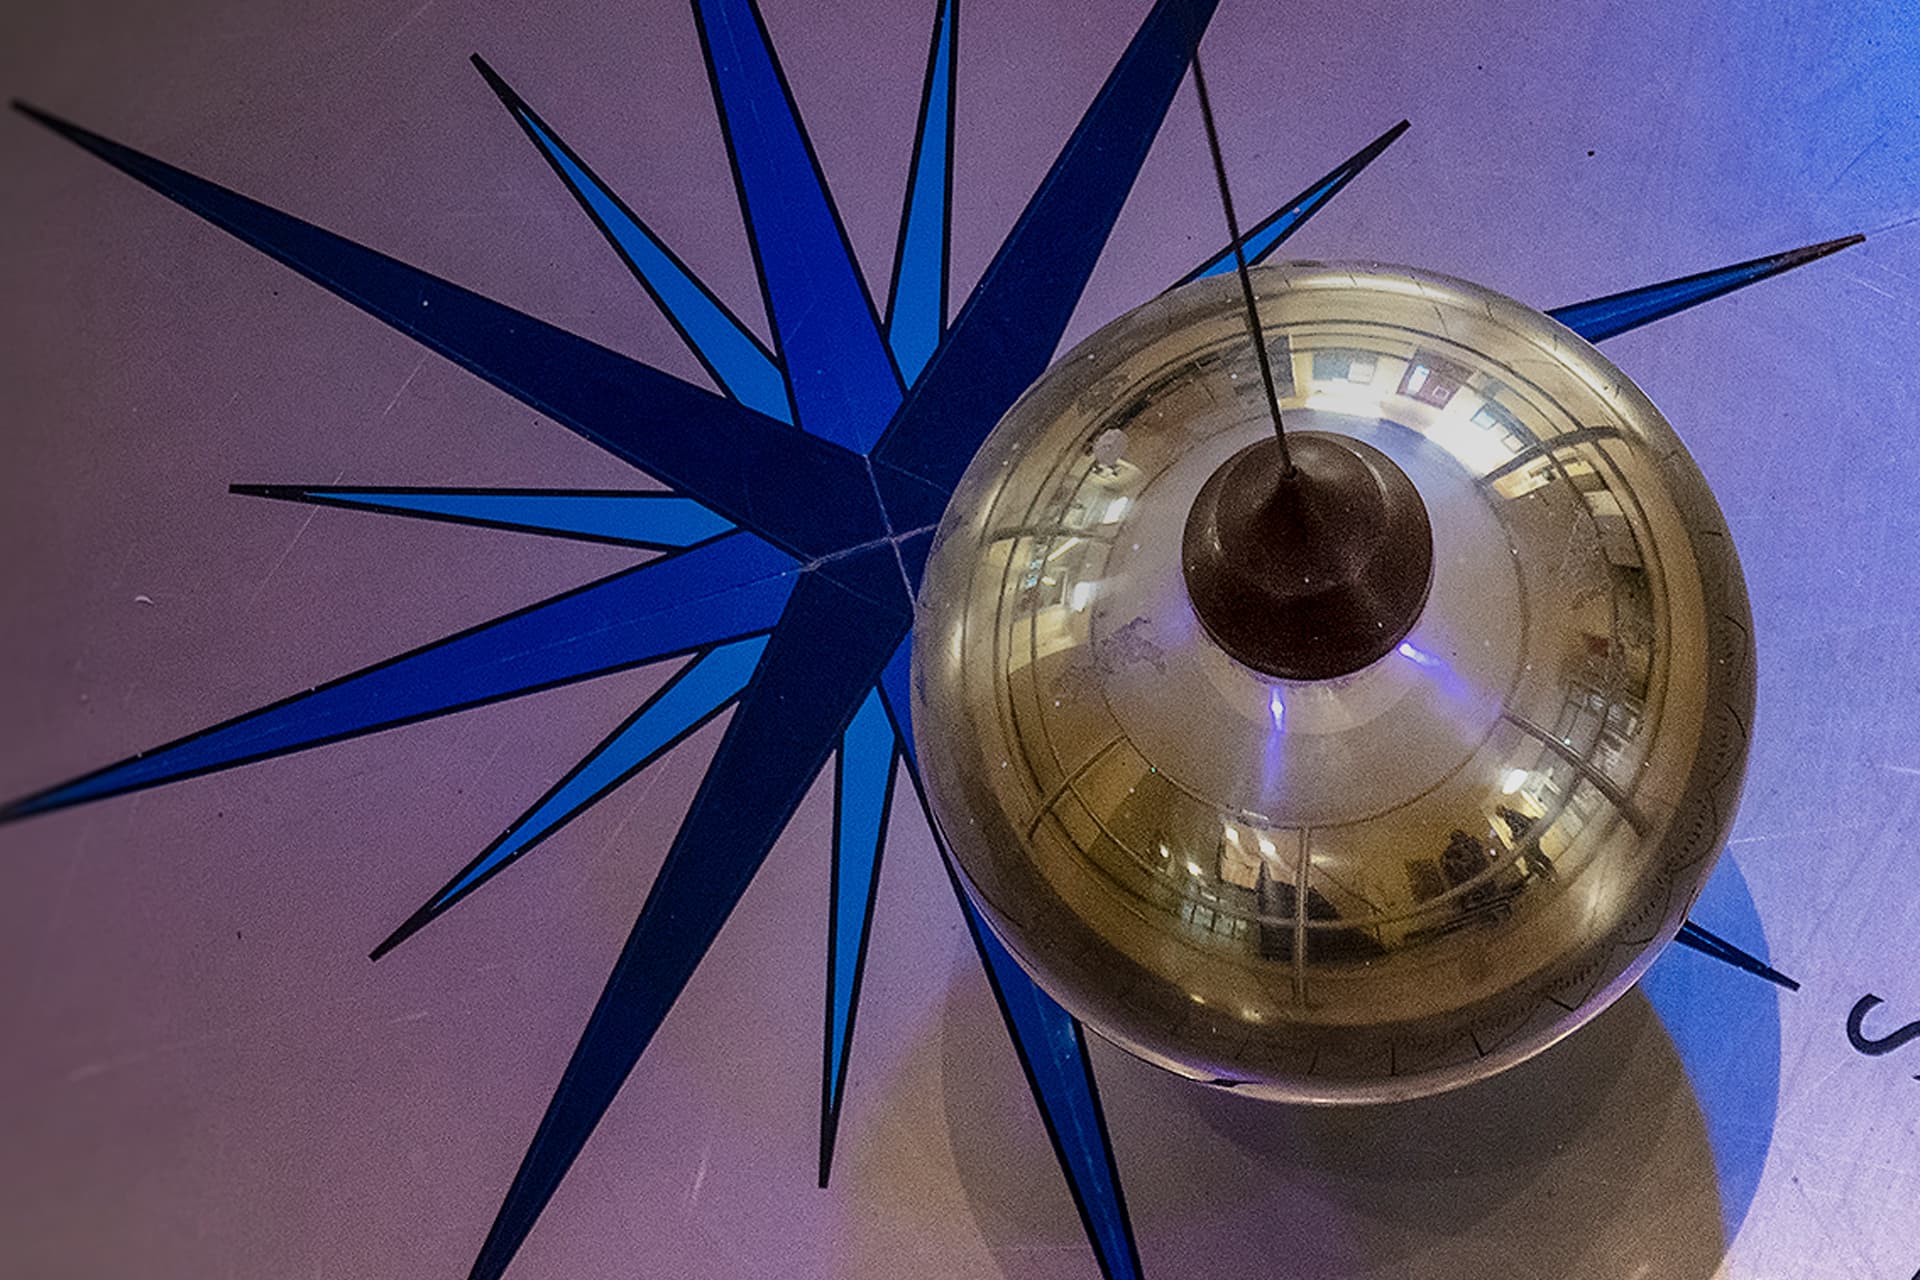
left=936, top=985, right=1729, bottom=1279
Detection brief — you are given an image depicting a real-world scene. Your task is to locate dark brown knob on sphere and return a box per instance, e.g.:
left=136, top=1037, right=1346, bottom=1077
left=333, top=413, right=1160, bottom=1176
left=1181, top=431, right=1434, bottom=681
left=912, top=262, right=1754, bottom=1104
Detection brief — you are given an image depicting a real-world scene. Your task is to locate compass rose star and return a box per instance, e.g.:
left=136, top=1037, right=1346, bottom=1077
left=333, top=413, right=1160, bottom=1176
left=5, top=0, right=1855, bottom=1277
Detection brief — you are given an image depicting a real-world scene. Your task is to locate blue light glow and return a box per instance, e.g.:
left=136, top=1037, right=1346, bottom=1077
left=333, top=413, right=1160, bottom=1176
left=1397, top=640, right=1443, bottom=668
left=5, top=0, right=1827, bottom=1271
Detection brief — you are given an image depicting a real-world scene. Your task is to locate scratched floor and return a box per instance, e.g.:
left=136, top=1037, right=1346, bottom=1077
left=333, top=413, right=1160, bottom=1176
left=3, top=1, right=1919, bottom=1277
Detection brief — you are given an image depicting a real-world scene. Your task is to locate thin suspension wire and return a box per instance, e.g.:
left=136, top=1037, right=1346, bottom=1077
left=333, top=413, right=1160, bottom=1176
left=1188, top=45, right=1293, bottom=476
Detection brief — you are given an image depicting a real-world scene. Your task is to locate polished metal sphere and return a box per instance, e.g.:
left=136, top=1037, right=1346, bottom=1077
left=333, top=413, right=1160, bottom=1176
left=911, top=262, right=1753, bottom=1102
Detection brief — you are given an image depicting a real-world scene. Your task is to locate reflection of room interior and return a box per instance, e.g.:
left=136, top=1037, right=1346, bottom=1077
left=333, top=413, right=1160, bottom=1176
left=996, top=323, right=1663, bottom=976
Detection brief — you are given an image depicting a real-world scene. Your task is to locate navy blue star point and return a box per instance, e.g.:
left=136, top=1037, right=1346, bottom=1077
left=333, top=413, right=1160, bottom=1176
left=6, top=1, right=1856, bottom=1276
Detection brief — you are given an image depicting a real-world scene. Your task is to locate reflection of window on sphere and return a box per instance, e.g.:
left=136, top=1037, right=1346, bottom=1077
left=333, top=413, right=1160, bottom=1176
left=916, top=263, right=1753, bottom=1102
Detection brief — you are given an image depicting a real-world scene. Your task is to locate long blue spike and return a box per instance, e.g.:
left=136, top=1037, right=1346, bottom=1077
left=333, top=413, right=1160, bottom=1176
left=872, top=0, right=1221, bottom=525
left=465, top=574, right=909, bottom=1280
left=1675, top=919, right=1800, bottom=992
left=690, top=0, right=904, bottom=450
left=231, top=485, right=734, bottom=550
left=884, top=638, right=1143, bottom=1280
left=944, top=838, right=1142, bottom=1280
left=1178, top=119, right=1408, bottom=285
left=1549, top=235, right=1863, bottom=342
left=471, top=57, right=794, bottom=424
left=372, top=636, right=771, bottom=960
left=883, top=0, right=958, bottom=383
left=818, top=684, right=898, bottom=1184
left=876, top=634, right=916, bottom=751
left=1645, top=862, right=1784, bottom=1241
left=0, top=534, right=797, bottom=821
left=11, top=102, right=887, bottom=562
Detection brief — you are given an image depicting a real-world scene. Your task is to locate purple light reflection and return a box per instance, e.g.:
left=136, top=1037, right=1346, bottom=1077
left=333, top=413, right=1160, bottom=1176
left=1396, top=640, right=1443, bottom=668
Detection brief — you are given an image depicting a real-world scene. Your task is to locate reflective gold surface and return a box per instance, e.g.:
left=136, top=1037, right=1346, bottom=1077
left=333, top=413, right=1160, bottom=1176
left=912, top=262, right=1754, bottom=1102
